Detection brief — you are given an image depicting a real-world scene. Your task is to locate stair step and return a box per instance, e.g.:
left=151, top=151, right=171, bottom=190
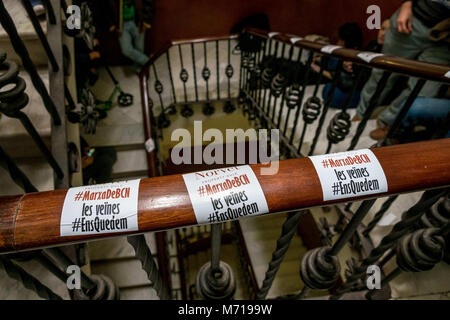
left=0, top=158, right=54, bottom=195
left=111, top=148, right=148, bottom=178
left=238, top=212, right=307, bottom=298
left=0, top=259, right=70, bottom=300
left=82, top=124, right=145, bottom=148
left=0, top=68, right=51, bottom=159
left=119, top=286, right=160, bottom=300
left=90, top=258, right=152, bottom=289
left=0, top=0, right=48, bottom=67
left=88, top=233, right=156, bottom=262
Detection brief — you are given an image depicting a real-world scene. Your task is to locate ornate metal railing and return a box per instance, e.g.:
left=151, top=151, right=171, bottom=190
left=1, top=139, right=449, bottom=300
left=0, top=0, right=124, bottom=300
left=0, top=21, right=449, bottom=301
left=137, top=29, right=450, bottom=300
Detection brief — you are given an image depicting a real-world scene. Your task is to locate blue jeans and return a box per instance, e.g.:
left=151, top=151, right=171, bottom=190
left=29, top=0, right=42, bottom=6
left=119, top=20, right=149, bottom=68
left=322, top=83, right=361, bottom=109
left=356, top=9, right=450, bottom=127
left=398, top=97, right=450, bottom=138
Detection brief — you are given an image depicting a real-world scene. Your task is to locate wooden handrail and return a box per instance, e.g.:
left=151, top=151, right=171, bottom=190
left=0, top=139, right=449, bottom=254
left=246, top=28, right=450, bottom=83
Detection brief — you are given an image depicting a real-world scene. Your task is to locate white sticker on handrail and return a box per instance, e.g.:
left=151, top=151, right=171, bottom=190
left=268, top=32, right=280, bottom=38
left=357, top=52, right=384, bottom=63
left=290, top=37, right=303, bottom=44
left=309, top=149, right=387, bottom=201
left=320, top=45, right=342, bottom=54
left=145, top=138, right=155, bottom=153
left=445, top=71, right=450, bottom=79
left=182, top=166, right=269, bottom=224
left=60, top=179, right=141, bottom=236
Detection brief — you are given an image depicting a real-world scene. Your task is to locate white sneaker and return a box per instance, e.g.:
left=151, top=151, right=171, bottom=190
left=33, top=4, right=45, bottom=17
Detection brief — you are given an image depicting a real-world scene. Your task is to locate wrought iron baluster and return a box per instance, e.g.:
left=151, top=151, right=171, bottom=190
left=178, top=44, right=193, bottom=117
left=0, top=1, right=61, bottom=125
left=256, top=39, right=268, bottom=108
left=297, top=57, right=326, bottom=153
left=196, top=223, right=236, bottom=300
left=288, top=51, right=315, bottom=145
left=41, top=0, right=57, bottom=24
left=332, top=188, right=447, bottom=299
left=20, top=0, right=59, bottom=72
left=202, top=41, right=214, bottom=115
left=223, top=38, right=235, bottom=113
left=270, top=43, right=287, bottom=125
left=380, top=78, right=426, bottom=146
left=364, top=195, right=399, bottom=236
left=366, top=226, right=448, bottom=299
left=0, top=145, right=37, bottom=192
left=0, top=52, right=63, bottom=178
left=127, top=235, right=169, bottom=299
left=297, top=199, right=376, bottom=299
left=216, top=40, right=220, bottom=101
left=166, top=50, right=177, bottom=108
left=265, top=40, right=280, bottom=122
left=348, top=71, right=391, bottom=150
left=282, top=48, right=303, bottom=139
left=191, top=43, right=199, bottom=102
left=418, top=194, right=450, bottom=229
left=245, top=50, right=258, bottom=120
left=325, top=68, right=366, bottom=153
left=256, top=211, right=305, bottom=299
left=308, top=60, right=343, bottom=155
left=276, top=45, right=294, bottom=128
left=0, top=256, right=62, bottom=300
left=261, top=37, right=276, bottom=116
left=152, top=64, right=170, bottom=129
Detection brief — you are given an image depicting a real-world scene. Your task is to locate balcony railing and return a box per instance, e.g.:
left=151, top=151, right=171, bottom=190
left=0, top=22, right=449, bottom=300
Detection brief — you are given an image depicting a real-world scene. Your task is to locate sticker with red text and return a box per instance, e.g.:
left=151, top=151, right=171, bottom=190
left=309, top=149, right=387, bottom=201
left=182, top=166, right=269, bottom=224
left=60, top=179, right=141, bottom=236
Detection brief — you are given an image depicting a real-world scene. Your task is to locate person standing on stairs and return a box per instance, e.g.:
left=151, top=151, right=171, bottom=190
left=353, top=0, right=450, bottom=141
left=106, top=0, right=155, bottom=70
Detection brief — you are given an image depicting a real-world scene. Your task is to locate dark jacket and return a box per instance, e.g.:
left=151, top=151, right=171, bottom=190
left=403, top=0, right=450, bottom=28
left=91, top=0, right=155, bottom=32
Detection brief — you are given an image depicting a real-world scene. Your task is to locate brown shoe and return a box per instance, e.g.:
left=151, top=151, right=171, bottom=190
left=352, top=115, right=362, bottom=122
left=369, top=126, right=390, bottom=140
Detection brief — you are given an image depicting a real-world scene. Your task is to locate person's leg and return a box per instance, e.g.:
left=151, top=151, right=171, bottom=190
left=378, top=43, right=450, bottom=127
left=355, top=9, right=427, bottom=119
left=119, top=21, right=149, bottom=67
left=395, top=97, right=450, bottom=139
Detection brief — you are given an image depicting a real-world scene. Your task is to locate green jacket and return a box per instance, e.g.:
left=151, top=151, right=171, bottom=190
left=107, top=0, right=155, bottom=32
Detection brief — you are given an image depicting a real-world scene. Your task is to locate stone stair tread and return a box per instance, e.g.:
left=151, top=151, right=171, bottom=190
left=82, top=124, right=145, bottom=147
left=88, top=233, right=157, bottom=262
left=0, top=0, right=46, bottom=40
left=253, top=259, right=303, bottom=286
left=112, top=149, right=148, bottom=175
left=90, top=258, right=153, bottom=288
left=119, top=286, right=160, bottom=300
left=0, top=68, right=51, bottom=137
left=265, top=273, right=303, bottom=299
left=0, top=158, right=54, bottom=195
